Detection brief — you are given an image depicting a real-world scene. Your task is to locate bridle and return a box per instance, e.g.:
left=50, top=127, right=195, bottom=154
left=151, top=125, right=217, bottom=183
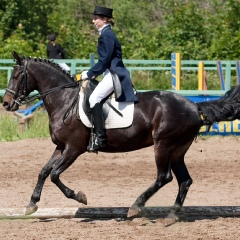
left=6, top=59, right=30, bottom=106
left=6, top=59, right=79, bottom=107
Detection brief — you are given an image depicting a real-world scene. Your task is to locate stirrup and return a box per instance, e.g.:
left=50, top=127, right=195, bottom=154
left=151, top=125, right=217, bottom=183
left=87, top=133, right=98, bottom=154
left=87, top=133, right=107, bottom=153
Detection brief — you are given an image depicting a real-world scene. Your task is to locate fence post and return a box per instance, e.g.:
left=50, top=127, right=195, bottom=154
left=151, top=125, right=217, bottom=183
left=198, top=61, right=204, bottom=90
left=217, top=60, right=225, bottom=90
left=171, top=53, right=181, bottom=90
left=225, top=62, right=231, bottom=90
left=236, top=61, right=240, bottom=85
left=198, top=61, right=208, bottom=90
left=70, top=61, right=76, bottom=75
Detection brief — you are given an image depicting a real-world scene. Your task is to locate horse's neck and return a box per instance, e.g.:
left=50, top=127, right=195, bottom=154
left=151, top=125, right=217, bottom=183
left=31, top=63, right=67, bottom=90
left=30, top=62, right=77, bottom=115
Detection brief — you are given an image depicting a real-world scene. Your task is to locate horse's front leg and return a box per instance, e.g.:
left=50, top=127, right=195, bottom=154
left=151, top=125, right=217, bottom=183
left=49, top=148, right=87, bottom=206
left=25, top=148, right=61, bottom=215
left=26, top=147, right=87, bottom=215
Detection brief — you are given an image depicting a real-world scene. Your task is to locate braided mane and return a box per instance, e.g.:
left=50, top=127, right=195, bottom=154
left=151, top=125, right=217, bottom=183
left=23, top=55, right=75, bottom=81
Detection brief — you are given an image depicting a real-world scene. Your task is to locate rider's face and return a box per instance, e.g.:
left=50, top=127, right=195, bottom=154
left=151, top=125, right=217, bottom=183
left=92, top=15, right=107, bottom=29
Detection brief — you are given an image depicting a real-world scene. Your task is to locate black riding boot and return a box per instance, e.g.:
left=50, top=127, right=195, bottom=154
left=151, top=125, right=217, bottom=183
left=87, top=103, right=107, bottom=152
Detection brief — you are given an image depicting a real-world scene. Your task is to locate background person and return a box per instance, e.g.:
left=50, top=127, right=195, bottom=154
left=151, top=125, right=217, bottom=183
left=47, top=34, right=70, bottom=71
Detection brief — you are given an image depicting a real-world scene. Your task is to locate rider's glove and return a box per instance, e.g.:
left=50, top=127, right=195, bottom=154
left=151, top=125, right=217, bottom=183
left=81, top=71, right=89, bottom=80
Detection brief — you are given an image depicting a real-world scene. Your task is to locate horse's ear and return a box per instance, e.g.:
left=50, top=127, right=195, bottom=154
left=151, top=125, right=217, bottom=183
left=12, top=50, right=22, bottom=65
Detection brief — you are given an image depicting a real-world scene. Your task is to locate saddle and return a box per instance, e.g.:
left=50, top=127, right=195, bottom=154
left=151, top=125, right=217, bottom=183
left=78, top=77, right=135, bottom=129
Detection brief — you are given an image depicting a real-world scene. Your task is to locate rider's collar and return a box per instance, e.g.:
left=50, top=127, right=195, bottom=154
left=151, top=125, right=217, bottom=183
left=98, top=24, right=110, bottom=35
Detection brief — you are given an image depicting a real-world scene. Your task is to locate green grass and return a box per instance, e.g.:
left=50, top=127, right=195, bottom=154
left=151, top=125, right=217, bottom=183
left=0, top=114, right=20, bottom=141
left=0, top=108, right=50, bottom=142
left=131, top=70, right=228, bottom=91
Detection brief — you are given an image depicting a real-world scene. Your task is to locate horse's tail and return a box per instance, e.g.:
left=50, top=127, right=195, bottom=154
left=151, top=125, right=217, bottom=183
left=197, top=85, right=240, bottom=125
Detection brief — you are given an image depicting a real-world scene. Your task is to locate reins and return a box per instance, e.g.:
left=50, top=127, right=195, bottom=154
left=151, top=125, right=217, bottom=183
left=24, top=81, right=81, bottom=124
left=62, top=84, right=81, bottom=124
left=8, top=81, right=79, bottom=105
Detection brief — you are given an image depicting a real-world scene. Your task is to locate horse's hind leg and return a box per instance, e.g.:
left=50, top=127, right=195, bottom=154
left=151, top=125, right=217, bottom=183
left=128, top=145, right=173, bottom=218
left=170, top=156, right=192, bottom=217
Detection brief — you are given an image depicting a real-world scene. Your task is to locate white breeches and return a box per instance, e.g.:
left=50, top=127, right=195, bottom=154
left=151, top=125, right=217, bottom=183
left=89, top=69, right=114, bottom=108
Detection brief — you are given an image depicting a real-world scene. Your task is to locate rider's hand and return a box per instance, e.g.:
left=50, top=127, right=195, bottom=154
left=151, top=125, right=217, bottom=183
left=81, top=71, right=88, bottom=80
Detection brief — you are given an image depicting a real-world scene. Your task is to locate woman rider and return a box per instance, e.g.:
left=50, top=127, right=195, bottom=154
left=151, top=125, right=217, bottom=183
left=81, top=6, right=138, bottom=152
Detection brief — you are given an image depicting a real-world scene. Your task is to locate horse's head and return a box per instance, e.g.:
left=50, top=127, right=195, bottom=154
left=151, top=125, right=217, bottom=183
left=3, top=51, right=79, bottom=112
left=3, top=51, right=36, bottom=111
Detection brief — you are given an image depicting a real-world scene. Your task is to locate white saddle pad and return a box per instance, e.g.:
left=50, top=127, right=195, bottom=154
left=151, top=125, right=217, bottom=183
left=78, top=91, right=134, bottom=129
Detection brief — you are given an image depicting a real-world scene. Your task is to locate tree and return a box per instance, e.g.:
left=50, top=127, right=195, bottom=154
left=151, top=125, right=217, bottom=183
left=207, top=0, right=240, bottom=59
left=1, top=0, right=240, bottom=60
left=0, top=0, right=55, bottom=57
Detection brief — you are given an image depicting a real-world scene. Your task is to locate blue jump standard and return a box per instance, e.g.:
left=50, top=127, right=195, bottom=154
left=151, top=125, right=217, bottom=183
left=17, top=100, right=44, bottom=116
left=186, top=96, right=220, bottom=103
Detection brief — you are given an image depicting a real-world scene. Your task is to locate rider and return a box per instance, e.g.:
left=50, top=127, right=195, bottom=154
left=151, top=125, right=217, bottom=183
left=81, top=6, right=138, bottom=152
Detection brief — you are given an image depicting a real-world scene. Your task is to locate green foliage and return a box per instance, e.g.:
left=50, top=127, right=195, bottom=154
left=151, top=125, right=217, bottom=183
left=1, top=0, right=240, bottom=60
left=0, top=0, right=55, bottom=58
left=206, top=0, right=240, bottom=60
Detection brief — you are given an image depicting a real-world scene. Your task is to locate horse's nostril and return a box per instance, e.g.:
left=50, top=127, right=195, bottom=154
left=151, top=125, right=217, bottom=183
left=2, top=102, right=10, bottom=110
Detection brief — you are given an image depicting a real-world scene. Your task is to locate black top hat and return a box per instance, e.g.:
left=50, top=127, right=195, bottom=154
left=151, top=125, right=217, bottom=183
left=92, top=6, right=114, bottom=18
left=48, top=34, right=56, bottom=41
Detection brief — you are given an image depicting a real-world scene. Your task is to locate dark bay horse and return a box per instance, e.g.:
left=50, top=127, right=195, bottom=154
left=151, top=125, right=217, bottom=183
left=3, top=51, right=240, bottom=218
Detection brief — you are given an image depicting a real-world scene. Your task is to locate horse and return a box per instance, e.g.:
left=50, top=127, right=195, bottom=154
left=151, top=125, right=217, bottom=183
left=3, top=51, right=240, bottom=218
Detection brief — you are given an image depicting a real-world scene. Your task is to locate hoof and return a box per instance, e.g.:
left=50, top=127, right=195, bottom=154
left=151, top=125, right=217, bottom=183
left=172, top=203, right=181, bottom=213
left=167, top=211, right=179, bottom=221
left=25, top=202, right=38, bottom=215
left=127, top=205, right=142, bottom=218
left=76, top=191, right=87, bottom=205
left=163, top=211, right=179, bottom=226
